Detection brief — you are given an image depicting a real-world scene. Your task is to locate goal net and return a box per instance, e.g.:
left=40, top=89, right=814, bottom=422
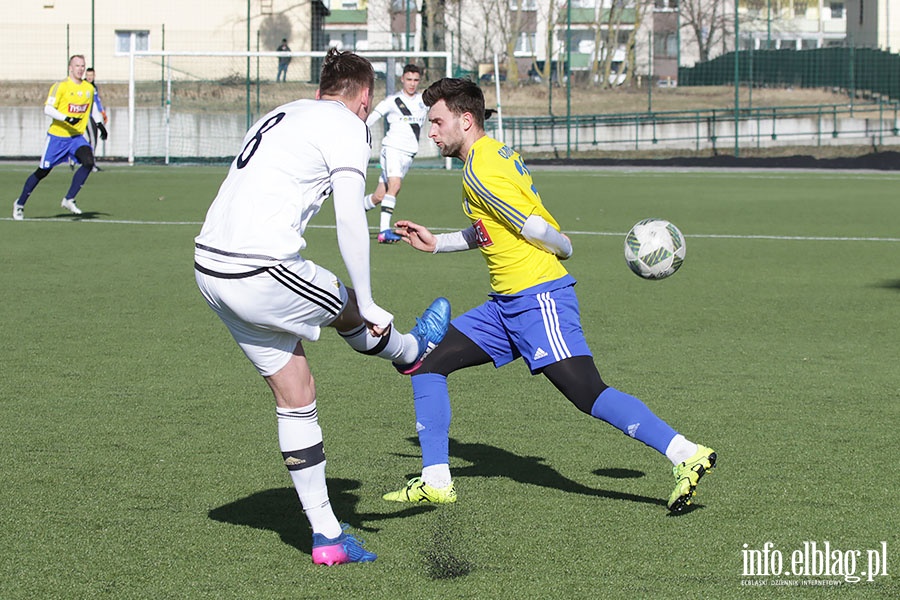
left=125, top=50, right=451, bottom=166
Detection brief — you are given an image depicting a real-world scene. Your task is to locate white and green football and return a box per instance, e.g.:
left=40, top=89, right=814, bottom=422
left=624, top=218, right=686, bottom=280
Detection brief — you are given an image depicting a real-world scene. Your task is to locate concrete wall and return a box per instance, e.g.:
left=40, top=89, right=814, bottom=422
left=1, top=107, right=896, bottom=161
left=0, top=106, right=441, bottom=162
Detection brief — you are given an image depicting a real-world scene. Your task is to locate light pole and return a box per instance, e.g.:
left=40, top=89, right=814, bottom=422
left=246, top=0, right=251, bottom=131
left=457, top=1, right=462, bottom=73
left=565, top=0, right=571, bottom=158
left=91, top=0, right=95, bottom=67
left=734, top=0, right=740, bottom=157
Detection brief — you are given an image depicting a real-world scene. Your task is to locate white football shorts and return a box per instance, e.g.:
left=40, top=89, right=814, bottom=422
left=379, top=145, right=416, bottom=182
left=195, top=256, right=348, bottom=377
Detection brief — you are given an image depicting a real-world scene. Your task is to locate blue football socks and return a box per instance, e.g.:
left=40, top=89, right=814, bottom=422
left=590, top=387, right=677, bottom=455
left=17, top=173, right=40, bottom=206
left=410, top=373, right=452, bottom=468
left=66, top=165, right=91, bottom=200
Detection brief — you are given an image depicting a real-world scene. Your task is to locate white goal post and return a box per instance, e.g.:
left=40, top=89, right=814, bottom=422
left=126, top=49, right=453, bottom=168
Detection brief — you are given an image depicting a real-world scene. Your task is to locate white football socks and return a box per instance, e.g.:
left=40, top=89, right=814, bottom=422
left=276, top=403, right=342, bottom=538
left=664, top=434, right=699, bottom=466
left=422, top=464, right=452, bottom=489
left=379, top=194, right=396, bottom=232
left=339, top=323, right=419, bottom=365
left=363, top=194, right=376, bottom=211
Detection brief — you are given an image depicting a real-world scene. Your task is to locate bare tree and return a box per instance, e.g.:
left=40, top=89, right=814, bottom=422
left=460, top=0, right=505, bottom=74
left=594, top=1, right=629, bottom=88
left=531, top=0, right=562, bottom=85
left=679, top=0, right=733, bottom=64
left=499, top=0, right=535, bottom=82
left=503, top=3, right=521, bottom=82
left=620, top=0, right=654, bottom=88
left=421, top=0, right=448, bottom=53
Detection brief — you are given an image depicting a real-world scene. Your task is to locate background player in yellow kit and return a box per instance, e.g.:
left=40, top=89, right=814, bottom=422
left=13, top=55, right=98, bottom=220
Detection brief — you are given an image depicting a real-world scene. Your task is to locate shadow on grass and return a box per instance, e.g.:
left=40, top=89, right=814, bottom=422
left=66, top=211, right=107, bottom=220
left=395, top=437, right=666, bottom=508
left=208, top=478, right=434, bottom=555
left=876, top=279, right=900, bottom=291
left=27, top=211, right=110, bottom=221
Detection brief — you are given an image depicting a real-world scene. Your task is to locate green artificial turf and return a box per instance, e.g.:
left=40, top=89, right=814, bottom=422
left=0, top=164, right=897, bottom=599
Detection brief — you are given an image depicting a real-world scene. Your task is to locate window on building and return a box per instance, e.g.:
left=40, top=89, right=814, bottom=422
left=653, top=32, right=678, bottom=58
left=794, top=0, right=808, bottom=17
left=829, top=2, right=843, bottom=18
left=330, top=31, right=366, bottom=50
left=514, top=32, right=536, bottom=55
left=509, top=0, right=538, bottom=9
left=391, top=33, right=414, bottom=51
left=115, top=30, right=149, bottom=54
left=654, top=0, right=678, bottom=9
left=568, top=30, right=595, bottom=52
left=391, top=0, right=416, bottom=10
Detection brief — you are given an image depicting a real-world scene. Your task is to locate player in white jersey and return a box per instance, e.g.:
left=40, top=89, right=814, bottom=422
left=194, top=49, right=450, bottom=566
left=364, top=64, right=427, bottom=243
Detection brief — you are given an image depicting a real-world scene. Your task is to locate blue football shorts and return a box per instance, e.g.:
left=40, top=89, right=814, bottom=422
left=452, top=277, right=592, bottom=374
left=40, top=134, right=90, bottom=169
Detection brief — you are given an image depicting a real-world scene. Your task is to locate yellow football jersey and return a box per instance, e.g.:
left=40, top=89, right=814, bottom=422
left=46, top=78, right=94, bottom=137
left=461, top=136, right=569, bottom=295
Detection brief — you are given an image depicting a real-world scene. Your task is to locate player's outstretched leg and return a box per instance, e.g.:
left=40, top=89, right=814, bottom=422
left=337, top=296, right=449, bottom=370
left=393, top=297, right=451, bottom=374
left=667, top=445, right=717, bottom=513
left=312, top=525, right=377, bottom=565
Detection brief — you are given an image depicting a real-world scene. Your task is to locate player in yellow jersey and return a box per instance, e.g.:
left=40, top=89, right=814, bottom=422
left=384, top=78, right=717, bottom=513
left=13, top=55, right=99, bottom=220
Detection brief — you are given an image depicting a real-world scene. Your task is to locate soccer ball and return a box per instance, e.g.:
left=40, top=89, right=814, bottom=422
left=624, top=218, right=686, bottom=280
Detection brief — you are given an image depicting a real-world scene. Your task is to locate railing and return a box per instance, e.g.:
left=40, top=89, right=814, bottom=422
left=488, top=101, right=900, bottom=155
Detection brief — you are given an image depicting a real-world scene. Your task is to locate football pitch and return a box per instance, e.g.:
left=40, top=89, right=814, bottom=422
left=1, top=163, right=897, bottom=599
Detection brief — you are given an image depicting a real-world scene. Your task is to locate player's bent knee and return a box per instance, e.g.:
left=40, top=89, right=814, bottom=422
left=33, top=168, right=51, bottom=181
left=416, top=326, right=492, bottom=376
left=74, top=147, right=95, bottom=170
left=542, top=356, right=608, bottom=415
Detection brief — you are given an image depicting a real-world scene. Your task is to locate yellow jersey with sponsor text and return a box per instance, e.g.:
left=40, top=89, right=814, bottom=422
left=461, top=136, right=568, bottom=295
left=46, top=78, right=94, bottom=137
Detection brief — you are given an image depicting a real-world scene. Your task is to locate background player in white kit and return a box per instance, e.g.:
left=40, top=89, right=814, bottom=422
left=364, top=64, right=427, bottom=243
left=194, top=49, right=450, bottom=566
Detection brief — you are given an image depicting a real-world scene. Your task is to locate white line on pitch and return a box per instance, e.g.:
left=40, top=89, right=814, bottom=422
left=3, top=218, right=898, bottom=243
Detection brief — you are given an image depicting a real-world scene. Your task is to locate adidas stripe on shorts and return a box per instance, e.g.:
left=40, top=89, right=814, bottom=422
left=195, top=256, right=348, bottom=377
left=451, top=277, right=592, bottom=374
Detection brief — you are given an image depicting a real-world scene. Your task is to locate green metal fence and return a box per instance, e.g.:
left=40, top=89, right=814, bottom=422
left=679, top=47, right=900, bottom=103
left=489, top=100, right=900, bottom=155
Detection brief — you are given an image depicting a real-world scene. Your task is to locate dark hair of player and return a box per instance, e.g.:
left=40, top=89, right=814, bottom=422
left=402, top=64, right=422, bottom=75
left=319, top=47, right=375, bottom=99
left=422, top=78, right=485, bottom=129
